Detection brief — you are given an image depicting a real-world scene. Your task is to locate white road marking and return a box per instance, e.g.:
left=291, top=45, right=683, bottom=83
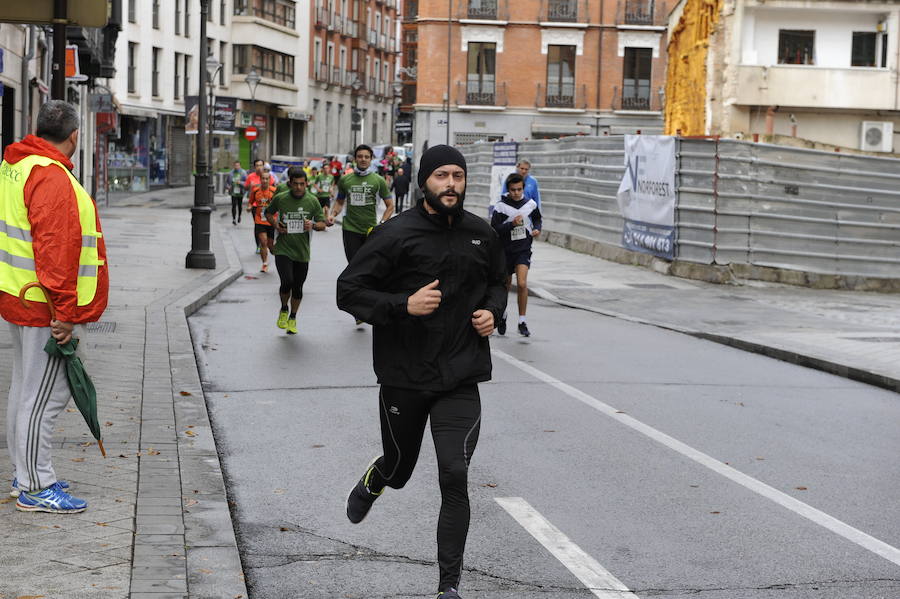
left=492, top=348, right=900, bottom=568
left=495, top=497, right=639, bottom=599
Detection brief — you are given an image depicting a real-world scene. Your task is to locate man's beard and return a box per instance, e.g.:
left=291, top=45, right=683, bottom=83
left=423, top=187, right=465, bottom=218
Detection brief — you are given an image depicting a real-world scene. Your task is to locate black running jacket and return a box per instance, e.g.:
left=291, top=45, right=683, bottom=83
left=337, top=200, right=508, bottom=392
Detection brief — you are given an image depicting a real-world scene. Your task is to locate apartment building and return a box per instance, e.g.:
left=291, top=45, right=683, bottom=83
left=107, top=0, right=309, bottom=191
left=402, top=0, right=669, bottom=150
left=666, top=0, right=900, bottom=153
left=309, top=0, right=401, bottom=155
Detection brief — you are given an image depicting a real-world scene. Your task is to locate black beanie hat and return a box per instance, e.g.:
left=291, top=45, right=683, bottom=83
left=417, top=145, right=467, bottom=189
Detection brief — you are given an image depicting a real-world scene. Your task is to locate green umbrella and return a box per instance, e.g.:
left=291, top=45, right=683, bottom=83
left=19, top=282, right=106, bottom=457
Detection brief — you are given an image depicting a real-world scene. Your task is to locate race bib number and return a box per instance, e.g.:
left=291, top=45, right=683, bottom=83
left=350, top=191, right=367, bottom=206
left=320, top=180, right=331, bottom=193
left=284, top=210, right=307, bottom=234
left=511, top=225, right=527, bottom=241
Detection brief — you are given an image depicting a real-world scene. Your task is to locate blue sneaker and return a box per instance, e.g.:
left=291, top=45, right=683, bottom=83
left=16, top=483, right=87, bottom=513
left=11, top=477, right=69, bottom=497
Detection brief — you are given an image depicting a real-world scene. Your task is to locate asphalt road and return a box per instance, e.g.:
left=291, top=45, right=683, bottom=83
left=188, top=216, right=900, bottom=599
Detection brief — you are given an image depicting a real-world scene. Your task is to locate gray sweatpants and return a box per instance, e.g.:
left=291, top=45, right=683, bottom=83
left=5, top=323, right=78, bottom=493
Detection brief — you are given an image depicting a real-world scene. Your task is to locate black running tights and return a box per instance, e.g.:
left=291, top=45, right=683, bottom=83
left=274, top=255, right=309, bottom=299
left=231, top=195, right=242, bottom=220
left=367, top=384, right=481, bottom=592
left=342, top=229, right=367, bottom=263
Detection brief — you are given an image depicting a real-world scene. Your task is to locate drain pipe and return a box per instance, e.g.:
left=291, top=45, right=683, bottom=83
left=765, top=105, right=777, bottom=135
left=21, top=25, right=36, bottom=138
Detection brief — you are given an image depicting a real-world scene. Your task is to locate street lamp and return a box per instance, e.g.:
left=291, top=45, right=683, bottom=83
left=245, top=68, right=261, bottom=160
left=206, top=55, right=223, bottom=206
left=392, top=80, right=403, bottom=145
left=186, top=0, right=215, bottom=269
left=351, top=74, right=363, bottom=148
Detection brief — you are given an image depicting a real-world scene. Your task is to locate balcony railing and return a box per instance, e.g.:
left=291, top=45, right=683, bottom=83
left=612, top=84, right=659, bottom=111
left=331, top=14, right=343, bottom=33
left=404, top=0, right=418, bottom=20
left=343, top=18, right=357, bottom=37
left=315, top=7, right=328, bottom=27
left=537, top=82, right=586, bottom=109
left=468, top=0, right=497, bottom=19
left=546, top=0, right=578, bottom=22
left=456, top=80, right=508, bottom=107
left=368, top=76, right=376, bottom=92
left=623, top=0, right=654, bottom=25
left=380, top=33, right=389, bottom=49
left=368, top=29, right=378, bottom=45
left=332, top=67, right=343, bottom=85
left=344, top=70, right=356, bottom=87
left=315, top=63, right=329, bottom=82
left=621, top=95, right=651, bottom=110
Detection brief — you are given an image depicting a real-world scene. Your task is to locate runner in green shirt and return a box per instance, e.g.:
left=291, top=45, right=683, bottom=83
left=264, top=166, right=327, bottom=335
left=312, top=168, right=334, bottom=216
left=328, top=144, right=394, bottom=264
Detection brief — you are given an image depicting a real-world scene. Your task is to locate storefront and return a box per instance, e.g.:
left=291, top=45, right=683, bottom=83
left=108, top=112, right=151, bottom=192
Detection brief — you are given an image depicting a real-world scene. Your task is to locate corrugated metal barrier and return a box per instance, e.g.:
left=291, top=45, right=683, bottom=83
left=460, top=136, right=900, bottom=280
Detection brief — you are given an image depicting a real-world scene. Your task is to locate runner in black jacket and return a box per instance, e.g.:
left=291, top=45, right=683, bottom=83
left=337, top=145, right=506, bottom=599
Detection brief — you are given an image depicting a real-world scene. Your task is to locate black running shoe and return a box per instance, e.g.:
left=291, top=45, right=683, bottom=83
left=497, top=316, right=507, bottom=336
left=518, top=322, right=530, bottom=337
left=346, top=460, right=384, bottom=524
left=437, top=589, right=461, bottom=598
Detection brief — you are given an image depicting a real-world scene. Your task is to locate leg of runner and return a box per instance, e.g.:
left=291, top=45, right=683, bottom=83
left=430, top=384, right=481, bottom=595
left=258, top=231, right=269, bottom=272
left=231, top=196, right=240, bottom=224
left=497, top=270, right=513, bottom=336
left=274, top=254, right=292, bottom=330
left=346, top=386, right=431, bottom=524
left=275, top=256, right=309, bottom=335
left=341, top=229, right=367, bottom=263
left=515, top=263, right=530, bottom=337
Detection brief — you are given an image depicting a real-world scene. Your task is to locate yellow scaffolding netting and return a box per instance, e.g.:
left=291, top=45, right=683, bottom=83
left=664, top=0, right=723, bottom=136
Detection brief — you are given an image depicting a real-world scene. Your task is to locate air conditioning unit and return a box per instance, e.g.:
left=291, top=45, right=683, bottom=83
left=860, top=121, right=894, bottom=152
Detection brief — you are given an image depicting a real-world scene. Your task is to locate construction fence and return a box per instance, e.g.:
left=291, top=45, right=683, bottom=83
left=459, top=136, right=900, bottom=283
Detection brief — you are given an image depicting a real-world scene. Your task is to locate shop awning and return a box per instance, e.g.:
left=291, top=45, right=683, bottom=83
left=116, top=104, right=159, bottom=119
left=277, top=106, right=312, bottom=121
left=531, top=122, right=592, bottom=136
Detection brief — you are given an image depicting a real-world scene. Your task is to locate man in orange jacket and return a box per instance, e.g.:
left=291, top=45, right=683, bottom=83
left=0, top=100, right=109, bottom=513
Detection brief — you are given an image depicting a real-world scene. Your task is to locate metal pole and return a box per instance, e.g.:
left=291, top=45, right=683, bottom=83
left=208, top=74, right=215, bottom=206
left=446, top=0, right=452, bottom=145
left=51, top=0, right=67, bottom=100
left=186, top=0, right=216, bottom=269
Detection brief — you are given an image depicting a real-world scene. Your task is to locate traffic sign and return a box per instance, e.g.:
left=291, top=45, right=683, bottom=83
left=245, top=126, right=258, bottom=141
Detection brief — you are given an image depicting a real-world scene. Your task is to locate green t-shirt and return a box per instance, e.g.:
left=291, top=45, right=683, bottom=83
left=337, top=172, right=391, bottom=235
left=313, top=173, right=333, bottom=198
left=265, top=190, right=325, bottom=263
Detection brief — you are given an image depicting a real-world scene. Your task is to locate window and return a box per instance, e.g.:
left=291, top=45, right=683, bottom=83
left=175, top=0, right=182, bottom=34
left=128, top=0, right=136, bottom=23
left=128, top=43, right=137, bottom=93
left=778, top=30, right=815, bottom=65
left=185, top=1, right=191, bottom=37
left=546, top=45, right=575, bottom=107
left=174, top=52, right=182, bottom=99
left=232, top=45, right=295, bottom=83
left=852, top=32, right=878, bottom=67
left=152, top=47, right=160, bottom=96
left=184, top=54, right=192, bottom=97
left=221, top=0, right=227, bottom=24
left=622, top=47, right=652, bottom=109
left=467, top=42, right=496, bottom=104
left=153, top=0, right=160, bottom=28
left=233, top=0, right=296, bottom=29
left=220, top=42, right=228, bottom=85
left=207, top=1, right=213, bottom=21
left=468, top=0, right=497, bottom=20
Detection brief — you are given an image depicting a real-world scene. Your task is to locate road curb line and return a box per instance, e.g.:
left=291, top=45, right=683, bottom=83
left=528, top=285, right=900, bottom=394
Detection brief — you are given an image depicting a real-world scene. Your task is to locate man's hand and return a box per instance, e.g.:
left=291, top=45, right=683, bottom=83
left=531, top=229, right=541, bottom=237
left=275, top=222, right=287, bottom=234
left=326, top=214, right=336, bottom=226
left=471, top=310, right=494, bottom=337
left=50, top=320, right=74, bottom=345
left=407, top=280, right=441, bottom=316
left=513, top=215, right=524, bottom=225
left=304, top=219, right=313, bottom=232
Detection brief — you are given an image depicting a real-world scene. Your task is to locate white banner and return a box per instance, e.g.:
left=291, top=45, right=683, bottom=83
left=616, top=135, right=677, bottom=259
left=489, top=141, right=518, bottom=217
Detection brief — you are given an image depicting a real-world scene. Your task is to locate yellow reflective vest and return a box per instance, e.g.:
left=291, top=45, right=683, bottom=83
left=0, top=154, right=104, bottom=306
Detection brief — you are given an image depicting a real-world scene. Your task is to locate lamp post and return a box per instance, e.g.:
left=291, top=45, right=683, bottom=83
left=206, top=55, right=223, bottom=206
left=351, top=74, right=363, bottom=149
left=392, top=80, right=403, bottom=145
left=186, top=0, right=215, bottom=269
left=245, top=68, right=261, bottom=161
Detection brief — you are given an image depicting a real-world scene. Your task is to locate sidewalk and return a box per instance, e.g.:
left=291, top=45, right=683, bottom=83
left=526, top=240, right=900, bottom=393
left=1, top=190, right=897, bottom=598
left=0, top=187, right=245, bottom=599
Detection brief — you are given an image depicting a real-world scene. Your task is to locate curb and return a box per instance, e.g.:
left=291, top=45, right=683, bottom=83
left=157, top=220, right=246, bottom=599
left=528, top=285, right=900, bottom=394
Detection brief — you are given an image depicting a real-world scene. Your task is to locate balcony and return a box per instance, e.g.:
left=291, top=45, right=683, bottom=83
left=368, top=29, right=379, bottom=45
left=315, top=7, right=327, bottom=28
left=459, top=0, right=509, bottom=20
left=331, top=15, right=343, bottom=33
left=315, top=63, right=329, bottom=83
left=735, top=64, right=895, bottom=111
left=368, top=76, right=376, bottom=93
left=456, top=80, right=508, bottom=108
left=332, top=67, right=343, bottom=86
left=380, top=33, right=389, bottom=49
left=543, top=0, right=580, bottom=23
left=536, top=82, right=587, bottom=110
left=343, top=18, right=358, bottom=37
left=404, top=0, right=418, bottom=21
left=623, top=0, right=653, bottom=25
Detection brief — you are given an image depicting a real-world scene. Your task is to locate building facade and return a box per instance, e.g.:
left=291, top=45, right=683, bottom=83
left=666, top=0, right=900, bottom=154
left=308, top=0, right=401, bottom=156
left=403, top=0, right=669, bottom=152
